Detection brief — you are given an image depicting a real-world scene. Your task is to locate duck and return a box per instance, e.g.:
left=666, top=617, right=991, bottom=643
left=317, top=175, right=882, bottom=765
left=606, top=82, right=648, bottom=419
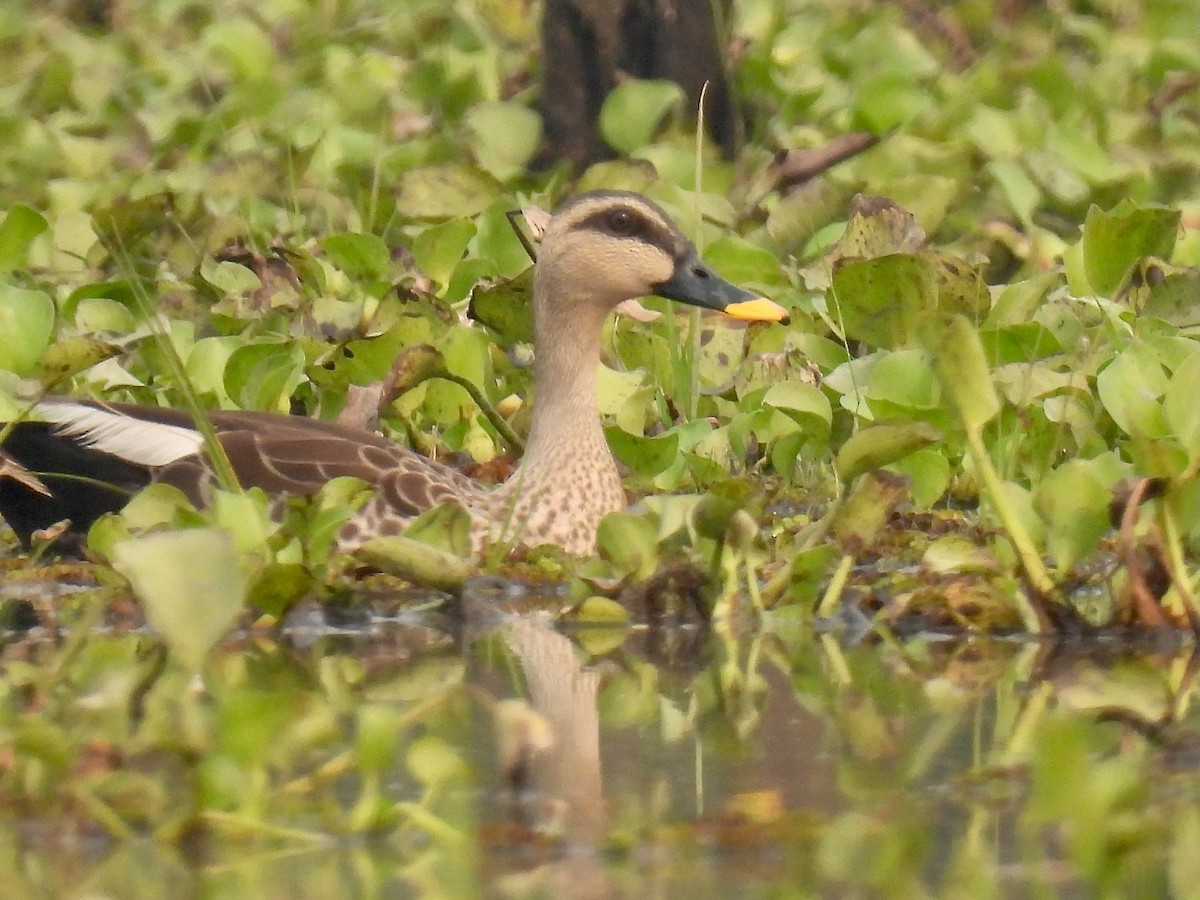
left=0, top=190, right=788, bottom=557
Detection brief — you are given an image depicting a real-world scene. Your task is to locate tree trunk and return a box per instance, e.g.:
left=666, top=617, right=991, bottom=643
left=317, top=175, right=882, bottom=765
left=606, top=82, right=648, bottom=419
left=538, top=0, right=738, bottom=168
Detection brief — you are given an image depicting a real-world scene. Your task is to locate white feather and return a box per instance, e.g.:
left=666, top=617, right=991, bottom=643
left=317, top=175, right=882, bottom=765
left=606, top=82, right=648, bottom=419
left=38, top=402, right=205, bottom=467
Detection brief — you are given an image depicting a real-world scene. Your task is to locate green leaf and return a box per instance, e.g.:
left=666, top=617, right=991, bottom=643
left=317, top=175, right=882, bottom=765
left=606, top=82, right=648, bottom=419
left=599, top=79, right=684, bottom=154
left=224, top=341, right=307, bottom=411
left=468, top=267, right=534, bottom=344
left=113, top=529, right=246, bottom=672
left=411, top=218, right=476, bottom=291
left=605, top=427, right=680, bottom=478
left=1164, top=349, right=1200, bottom=463
left=836, top=421, right=942, bottom=482
left=1096, top=342, right=1168, bottom=438
left=200, top=258, right=262, bottom=295
left=403, top=501, right=472, bottom=558
left=760, top=381, right=832, bottom=433
left=246, top=563, right=313, bottom=618
left=831, top=253, right=937, bottom=349
left=356, top=704, right=404, bottom=775
left=1033, top=459, right=1118, bottom=570
left=397, top=165, right=499, bottom=219
left=596, top=511, right=660, bottom=579
left=988, top=160, right=1040, bottom=227
left=0, top=205, right=48, bottom=269
left=204, top=19, right=277, bottom=82
left=464, top=101, right=542, bottom=180
left=925, top=313, right=999, bottom=432
left=573, top=595, right=631, bottom=625
left=1082, top=203, right=1181, bottom=298
left=0, top=285, right=54, bottom=375
left=37, top=336, right=120, bottom=384
left=320, top=232, right=391, bottom=282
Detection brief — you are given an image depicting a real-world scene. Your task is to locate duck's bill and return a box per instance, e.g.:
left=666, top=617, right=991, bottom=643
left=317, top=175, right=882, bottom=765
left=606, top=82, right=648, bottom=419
left=653, top=253, right=789, bottom=324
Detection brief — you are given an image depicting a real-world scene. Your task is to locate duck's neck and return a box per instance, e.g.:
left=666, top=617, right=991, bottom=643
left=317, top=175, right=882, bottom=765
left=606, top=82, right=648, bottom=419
left=521, top=299, right=611, bottom=471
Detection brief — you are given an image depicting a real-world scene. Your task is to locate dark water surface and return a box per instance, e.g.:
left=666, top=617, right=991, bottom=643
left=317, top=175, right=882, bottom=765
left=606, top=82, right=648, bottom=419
left=3, top=596, right=1198, bottom=898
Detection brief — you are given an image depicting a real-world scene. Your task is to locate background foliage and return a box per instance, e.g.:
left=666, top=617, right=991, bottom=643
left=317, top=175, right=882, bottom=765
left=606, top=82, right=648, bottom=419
left=2, top=0, right=1200, bottom=894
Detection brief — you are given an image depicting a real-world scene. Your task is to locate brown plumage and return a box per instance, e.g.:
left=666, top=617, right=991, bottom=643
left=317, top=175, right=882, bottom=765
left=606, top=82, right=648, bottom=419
left=0, top=190, right=788, bottom=556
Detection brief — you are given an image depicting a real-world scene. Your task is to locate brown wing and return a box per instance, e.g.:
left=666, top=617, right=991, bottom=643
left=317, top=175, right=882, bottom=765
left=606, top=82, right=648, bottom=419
left=126, top=404, right=484, bottom=518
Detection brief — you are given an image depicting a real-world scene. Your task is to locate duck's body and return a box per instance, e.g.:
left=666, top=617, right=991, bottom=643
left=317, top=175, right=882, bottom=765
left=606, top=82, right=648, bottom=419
left=0, top=191, right=786, bottom=556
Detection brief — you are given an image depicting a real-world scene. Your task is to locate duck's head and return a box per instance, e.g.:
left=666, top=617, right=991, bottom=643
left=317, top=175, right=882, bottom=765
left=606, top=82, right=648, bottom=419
left=533, top=190, right=789, bottom=327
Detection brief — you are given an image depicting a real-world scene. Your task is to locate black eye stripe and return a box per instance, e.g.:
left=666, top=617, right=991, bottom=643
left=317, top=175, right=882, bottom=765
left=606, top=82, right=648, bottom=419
left=575, top=205, right=687, bottom=259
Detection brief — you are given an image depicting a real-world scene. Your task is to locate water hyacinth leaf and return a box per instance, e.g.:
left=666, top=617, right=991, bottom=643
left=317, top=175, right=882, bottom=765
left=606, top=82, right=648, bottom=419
left=1082, top=203, right=1180, bottom=298
left=204, top=18, right=277, bottom=82
left=922, top=535, right=998, bottom=574
left=926, top=313, right=999, bottom=432
left=320, top=232, right=390, bottom=282
left=1132, top=260, right=1200, bottom=327
left=199, top=257, right=262, bottom=296
left=299, top=477, right=372, bottom=564
left=891, top=447, right=951, bottom=507
left=836, top=421, right=942, bottom=482
left=441, top=324, right=491, bottom=388
left=605, top=427, right=680, bottom=478
left=402, top=501, right=472, bottom=557
left=596, top=365, right=646, bottom=417
left=701, top=237, right=786, bottom=289
left=761, top=381, right=832, bottom=434
left=573, top=596, right=631, bottom=625
left=224, top=341, right=307, bottom=411
left=113, top=483, right=200, bottom=532
left=341, top=319, right=437, bottom=385
left=211, top=488, right=275, bottom=554
left=113, top=529, right=246, bottom=672
left=695, top=324, right=748, bottom=389
left=985, top=273, right=1056, bottom=328
left=0, top=286, right=55, bottom=375
left=356, top=704, right=404, bottom=775
left=865, top=349, right=939, bottom=410
left=73, top=296, right=135, bottom=333
left=1096, top=343, right=1169, bottom=438
left=855, top=71, right=931, bottom=131
left=828, top=470, right=910, bottom=547
left=689, top=479, right=756, bottom=542
left=1163, top=350, right=1200, bottom=464
left=37, top=336, right=120, bottom=384
left=464, top=101, right=542, bottom=181
left=61, top=279, right=139, bottom=321
left=599, top=78, right=684, bottom=155
left=979, top=323, right=1062, bottom=366
left=468, top=267, right=534, bottom=345
left=799, top=195, right=925, bottom=291
left=1033, top=460, right=1115, bottom=570
left=988, top=159, right=1040, bottom=227
left=0, top=204, right=48, bottom=269
left=247, top=563, right=312, bottom=618
left=90, top=192, right=173, bottom=250
left=397, top=164, right=499, bottom=219
left=831, top=253, right=937, bottom=349
left=407, top=734, right=467, bottom=786
left=597, top=510, right=660, bottom=578
left=926, top=251, right=990, bottom=322
left=411, top=217, right=476, bottom=291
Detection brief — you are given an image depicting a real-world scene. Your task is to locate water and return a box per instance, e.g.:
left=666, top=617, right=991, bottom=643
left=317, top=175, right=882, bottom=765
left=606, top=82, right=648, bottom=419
left=2, top=597, right=1196, bottom=898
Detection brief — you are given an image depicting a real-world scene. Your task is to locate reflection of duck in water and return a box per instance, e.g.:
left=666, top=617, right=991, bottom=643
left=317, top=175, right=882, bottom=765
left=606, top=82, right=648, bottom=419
left=502, top=619, right=606, bottom=843
left=0, top=192, right=785, bottom=557
left=495, top=618, right=611, bottom=898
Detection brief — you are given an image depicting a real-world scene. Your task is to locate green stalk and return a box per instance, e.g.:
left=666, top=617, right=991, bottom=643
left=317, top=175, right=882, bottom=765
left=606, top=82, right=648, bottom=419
left=964, top=424, right=1051, bottom=631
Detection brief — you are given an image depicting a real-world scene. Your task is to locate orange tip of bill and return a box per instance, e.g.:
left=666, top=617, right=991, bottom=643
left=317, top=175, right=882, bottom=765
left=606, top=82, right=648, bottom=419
left=724, top=297, right=789, bottom=324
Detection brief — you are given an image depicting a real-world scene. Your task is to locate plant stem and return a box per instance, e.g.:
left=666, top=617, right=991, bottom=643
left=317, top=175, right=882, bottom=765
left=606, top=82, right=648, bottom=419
left=963, top=425, right=1051, bottom=631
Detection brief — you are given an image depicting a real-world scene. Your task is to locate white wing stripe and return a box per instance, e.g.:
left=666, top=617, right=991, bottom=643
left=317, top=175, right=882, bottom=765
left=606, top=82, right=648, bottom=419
left=38, top=403, right=204, bottom=467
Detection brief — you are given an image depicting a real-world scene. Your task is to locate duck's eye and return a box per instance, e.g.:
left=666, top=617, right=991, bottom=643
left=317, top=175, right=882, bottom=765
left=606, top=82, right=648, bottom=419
left=605, top=208, right=640, bottom=236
